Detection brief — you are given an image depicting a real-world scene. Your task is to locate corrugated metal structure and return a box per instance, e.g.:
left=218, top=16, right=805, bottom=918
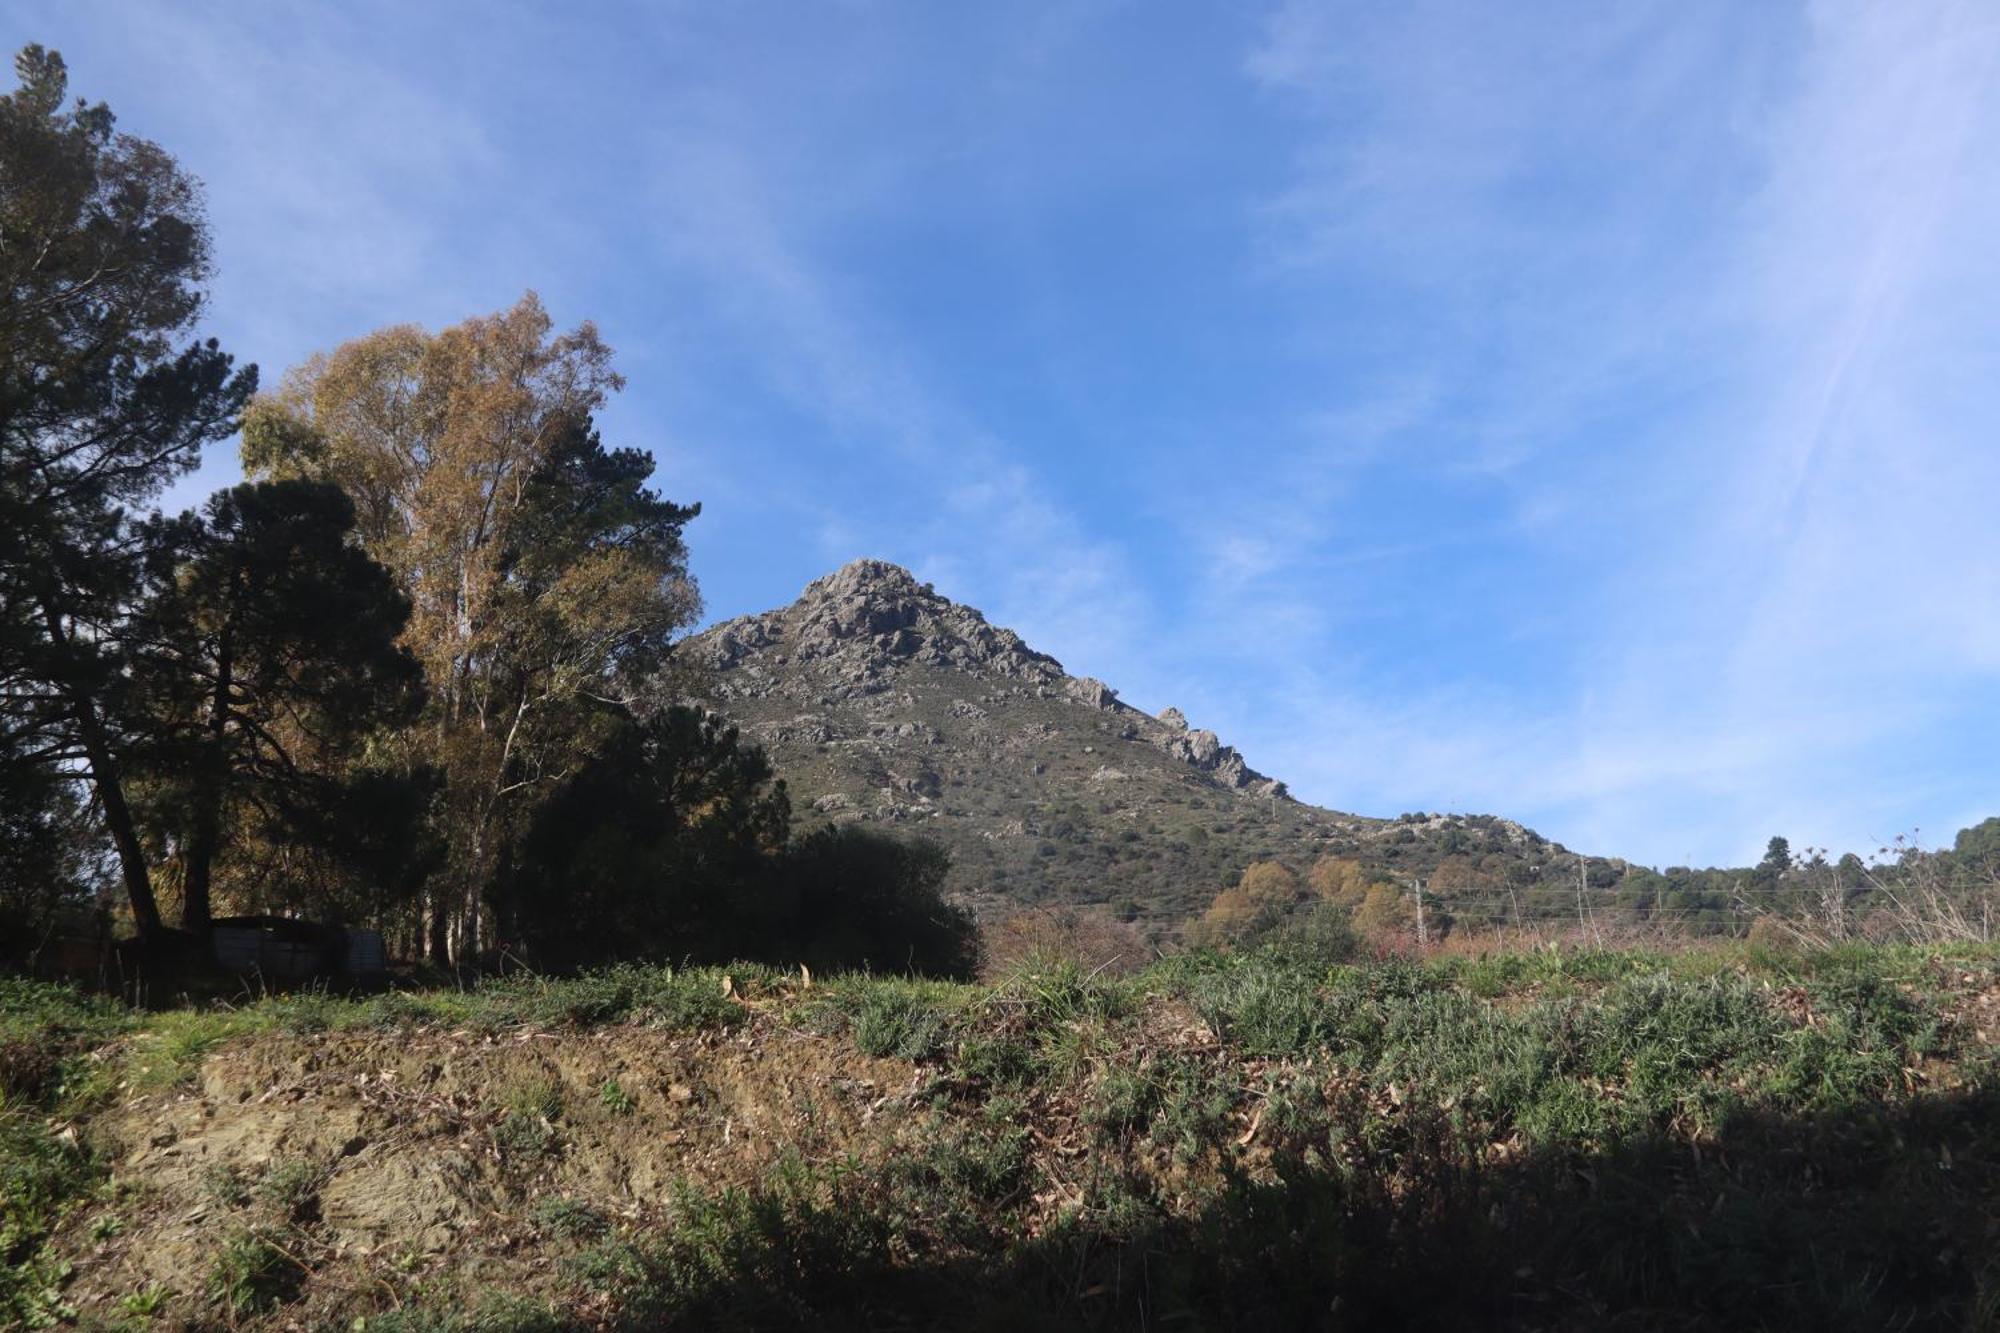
left=208, top=917, right=383, bottom=982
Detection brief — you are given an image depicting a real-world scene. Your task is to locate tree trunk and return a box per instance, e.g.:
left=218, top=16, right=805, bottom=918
left=180, top=622, right=233, bottom=940
left=43, top=599, right=162, bottom=940
left=76, top=701, right=163, bottom=940
left=428, top=889, right=451, bottom=965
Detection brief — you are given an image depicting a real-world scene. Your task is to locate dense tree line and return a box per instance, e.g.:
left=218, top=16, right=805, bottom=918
left=0, top=45, right=976, bottom=981
left=1188, top=825, right=2000, bottom=956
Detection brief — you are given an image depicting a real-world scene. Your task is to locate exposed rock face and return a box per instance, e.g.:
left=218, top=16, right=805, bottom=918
left=682, top=559, right=1572, bottom=925
left=703, top=560, right=1063, bottom=685
left=690, top=559, right=1280, bottom=792
left=681, top=559, right=1331, bottom=922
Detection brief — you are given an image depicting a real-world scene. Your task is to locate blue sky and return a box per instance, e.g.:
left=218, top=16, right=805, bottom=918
left=21, top=0, right=2000, bottom=867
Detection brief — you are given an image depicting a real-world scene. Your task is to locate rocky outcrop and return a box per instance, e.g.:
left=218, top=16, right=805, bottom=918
left=695, top=560, right=1066, bottom=689
left=672, top=558, right=1351, bottom=921
left=1065, top=677, right=1118, bottom=709
left=674, top=559, right=1567, bottom=924
left=688, top=560, right=1283, bottom=794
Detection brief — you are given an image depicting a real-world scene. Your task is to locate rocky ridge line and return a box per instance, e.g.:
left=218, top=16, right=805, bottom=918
left=691, top=559, right=1285, bottom=797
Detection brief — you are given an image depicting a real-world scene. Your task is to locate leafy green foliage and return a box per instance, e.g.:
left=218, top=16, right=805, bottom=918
left=206, top=1225, right=303, bottom=1316
left=127, top=479, right=422, bottom=932
left=531, top=1195, right=608, bottom=1240
left=0, top=1110, right=93, bottom=1324
left=842, top=981, right=958, bottom=1060
left=0, top=42, right=257, bottom=939
left=496, top=706, right=788, bottom=971
left=774, top=825, right=982, bottom=979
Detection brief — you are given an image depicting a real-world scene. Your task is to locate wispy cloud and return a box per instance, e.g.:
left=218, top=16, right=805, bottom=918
left=623, top=54, right=1157, bottom=677
left=1186, top=0, right=2000, bottom=864
left=23, top=0, right=1999, bottom=865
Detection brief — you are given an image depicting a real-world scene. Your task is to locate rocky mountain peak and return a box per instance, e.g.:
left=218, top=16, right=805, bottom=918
left=678, top=563, right=1565, bottom=926
left=801, top=557, right=927, bottom=601
left=698, top=557, right=1066, bottom=684
left=688, top=560, right=1286, bottom=802
left=672, top=561, right=1500, bottom=919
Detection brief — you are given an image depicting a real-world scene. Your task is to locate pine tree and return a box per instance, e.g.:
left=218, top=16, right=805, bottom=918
left=0, top=45, right=256, bottom=938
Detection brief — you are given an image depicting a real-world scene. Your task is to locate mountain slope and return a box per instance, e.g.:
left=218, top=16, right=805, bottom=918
left=684, top=559, right=1569, bottom=925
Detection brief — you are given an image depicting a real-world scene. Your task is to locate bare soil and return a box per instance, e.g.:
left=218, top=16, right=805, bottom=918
left=60, top=1018, right=922, bottom=1319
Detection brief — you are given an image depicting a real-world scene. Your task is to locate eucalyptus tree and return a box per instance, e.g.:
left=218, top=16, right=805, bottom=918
left=243, top=296, right=700, bottom=962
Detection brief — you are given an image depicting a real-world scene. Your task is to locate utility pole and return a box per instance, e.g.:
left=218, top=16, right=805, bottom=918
left=1414, top=876, right=1429, bottom=949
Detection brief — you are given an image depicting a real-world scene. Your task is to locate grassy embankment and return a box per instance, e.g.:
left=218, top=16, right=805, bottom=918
left=4, top=940, right=1997, bottom=1330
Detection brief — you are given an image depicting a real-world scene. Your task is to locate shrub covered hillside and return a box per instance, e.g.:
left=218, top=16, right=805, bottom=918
left=6, top=941, right=1998, bottom=1330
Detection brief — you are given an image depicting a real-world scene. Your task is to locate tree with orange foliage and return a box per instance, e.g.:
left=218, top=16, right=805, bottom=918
left=1308, top=856, right=1371, bottom=907
left=1189, top=860, right=1302, bottom=947
left=1353, top=882, right=1417, bottom=941
left=242, top=296, right=700, bottom=963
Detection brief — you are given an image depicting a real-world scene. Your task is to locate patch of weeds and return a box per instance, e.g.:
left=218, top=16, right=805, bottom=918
left=1083, top=1062, right=1157, bottom=1140
left=626, top=966, right=751, bottom=1031
left=117, top=1284, right=171, bottom=1317
left=1371, top=990, right=1604, bottom=1144
left=1766, top=969, right=1943, bottom=1110
left=258, top=1157, right=322, bottom=1223
left=848, top=984, right=955, bottom=1060
left=206, top=1225, right=304, bottom=1316
left=476, top=965, right=745, bottom=1032
left=268, top=988, right=336, bottom=1034
left=1032, top=1012, right=1096, bottom=1088
left=598, top=1076, right=635, bottom=1115
left=493, top=970, right=636, bottom=1028
left=530, top=1194, right=608, bottom=1240
left=952, top=1032, right=1034, bottom=1085
left=1543, top=948, right=1640, bottom=987
left=0, top=978, right=132, bottom=1058
left=1073, top=1163, right=1157, bottom=1238
left=354, top=989, right=432, bottom=1030
left=87, top=1209, right=124, bottom=1240
left=202, top=1161, right=253, bottom=1207
left=356, top=1292, right=568, bottom=1332
left=1258, top=1066, right=1335, bottom=1157
left=1512, top=1073, right=1612, bottom=1144
left=596, top=1179, right=890, bottom=1325
left=0, top=1106, right=97, bottom=1326
left=566, top=1231, right=650, bottom=1294
left=1147, top=1058, right=1239, bottom=1165
left=1186, top=963, right=1334, bottom=1056
left=999, top=958, right=1136, bottom=1027
left=0, top=1040, right=60, bottom=1114
left=493, top=1078, right=565, bottom=1160
left=1591, top=975, right=1780, bottom=1131
left=884, top=1105, right=1032, bottom=1247
left=492, top=1112, right=560, bottom=1161
left=1452, top=952, right=1538, bottom=1000
left=128, top=1009, right=271, bottom=1090
left=509, top=1076, right=565, bottom=1120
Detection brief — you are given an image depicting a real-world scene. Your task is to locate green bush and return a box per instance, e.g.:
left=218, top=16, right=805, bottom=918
left=847, top=983, right=955, bottom=1060
left=207, top=1225, right=304, bottom=1315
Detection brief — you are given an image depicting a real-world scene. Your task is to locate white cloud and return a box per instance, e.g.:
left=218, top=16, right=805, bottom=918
left=625, top=85, right=1157, bottom=683
left=25, top=0, right=1997, bottom=866
left=1211, top=0, right=2000, bottom=863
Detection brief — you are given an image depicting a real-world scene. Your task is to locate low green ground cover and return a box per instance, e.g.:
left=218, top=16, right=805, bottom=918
left=4, top=940, right=1996, bottom=1329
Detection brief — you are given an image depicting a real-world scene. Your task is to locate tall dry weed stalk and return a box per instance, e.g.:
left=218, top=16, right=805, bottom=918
left=1744, top=835, right=1996, bottom=948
